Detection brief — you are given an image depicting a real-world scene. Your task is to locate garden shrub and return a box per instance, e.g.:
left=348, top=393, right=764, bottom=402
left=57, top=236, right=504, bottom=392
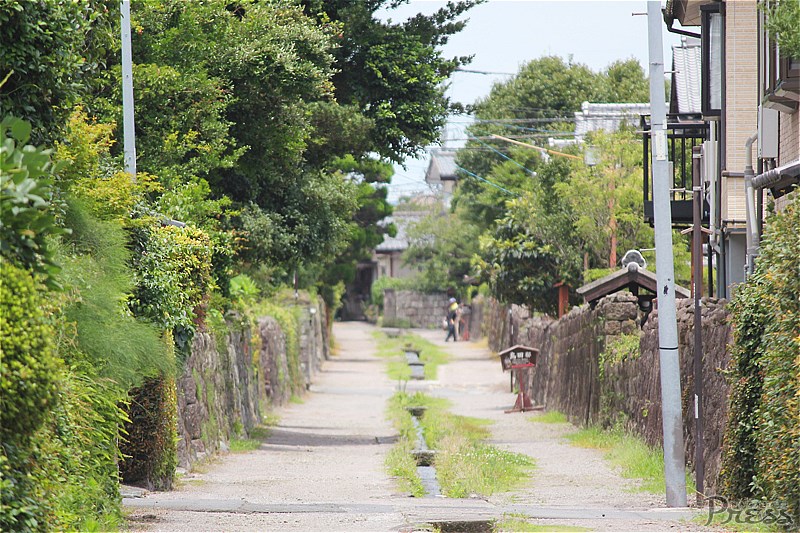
left=54, top=106, right=116, bottom=187
left=370, top=275, right=413, bottom=309
left=722, top=196, right=800, bottom=524
left=42, top=367, right=128, bottom=531
left=0, top=116, right=68, bottom=288
left=119, top=373, right=179, bottom=491
left=130, top=224, right=213, bottom=355
left=0, top=262, right=62, bottom=531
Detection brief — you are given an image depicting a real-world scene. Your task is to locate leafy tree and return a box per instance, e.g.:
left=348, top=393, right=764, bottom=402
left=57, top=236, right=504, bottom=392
left=555, top=128, right=653, bottom=272
left=473, top=55, right=602, bottom=123
left=0, top=1, right=117, bottom=143
left=317, top=157, right=396, bottom=289
left=125, top=0, right=364, bottom=276
left=403, top=205, right=482, bottom=292
left=92, top=63, right=242, bottom=185
left=301, top=0, right=481, bottom=163
left=599, top=59, right=651, bottom=103
left=475, top=190, right=582, bottom=315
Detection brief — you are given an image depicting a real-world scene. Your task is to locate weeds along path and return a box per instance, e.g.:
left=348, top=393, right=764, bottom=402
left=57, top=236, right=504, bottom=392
left=409, top=329, right=701, bottom=532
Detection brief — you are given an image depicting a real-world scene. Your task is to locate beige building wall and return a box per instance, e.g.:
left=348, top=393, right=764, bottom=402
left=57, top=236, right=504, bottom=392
left=723, top=0, right=759, bottom=224
left=780, top=108, right=800, bottom=164
left=774, top=111, right=799, bottom=211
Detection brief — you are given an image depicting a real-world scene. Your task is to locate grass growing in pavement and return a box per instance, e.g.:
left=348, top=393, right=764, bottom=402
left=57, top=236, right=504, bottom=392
left=228, top=424, right=273, bottom=452
left=372, top=330, right=450, bottom=380
left=418, top=394, right=536, bottom=498
left=494, top=514, right=591, bottom=532
left=384, top=392, right=535, bottom=498
left=384, top=392, right=448, bottom=497
left=530, top=410, right=569, bottom=424
left=566, top=426, right=696, bottom=495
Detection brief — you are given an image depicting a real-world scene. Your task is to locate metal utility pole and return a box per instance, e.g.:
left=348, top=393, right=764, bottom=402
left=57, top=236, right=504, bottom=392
left=121, top=0, right=136, bottom=177
left=646, top=0, right=688, bottom=508
left=692, top=149, right=705, bottom=503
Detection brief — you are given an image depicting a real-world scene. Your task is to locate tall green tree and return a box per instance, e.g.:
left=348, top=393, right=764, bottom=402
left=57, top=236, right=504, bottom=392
left=301, top=0, right=481, bottom=163
left=0, top=1, right=117, bottom=143
left=403, top=204, right=481, bottom=292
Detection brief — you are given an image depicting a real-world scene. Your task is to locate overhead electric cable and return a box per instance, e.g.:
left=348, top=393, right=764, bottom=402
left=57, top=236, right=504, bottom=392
left=490, top=134, right=582, bottom=161
left=455, top=165, right=518, bottom=197
left=467, top=134, right=538, bottom=176
left=455, top=68, right=515, bottom=76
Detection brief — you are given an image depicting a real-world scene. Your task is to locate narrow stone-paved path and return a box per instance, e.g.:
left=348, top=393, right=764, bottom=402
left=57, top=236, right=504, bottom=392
left=125, top=322, right=702, bottom=532
left=411, top=329, right=703, bottom=531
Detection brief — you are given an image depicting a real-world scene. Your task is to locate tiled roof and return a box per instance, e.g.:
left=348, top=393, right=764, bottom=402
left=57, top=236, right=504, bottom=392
left=374, top=210, right=428, bottom=253
left=425, top=151, right=458, bottom=183
left=574, top=102, right=651, bottom=140
left=671, top=41, right=702, bottom=114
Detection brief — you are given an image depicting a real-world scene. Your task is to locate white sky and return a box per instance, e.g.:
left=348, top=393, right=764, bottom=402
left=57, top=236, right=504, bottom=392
left=378, top=0, right=685, bottom=202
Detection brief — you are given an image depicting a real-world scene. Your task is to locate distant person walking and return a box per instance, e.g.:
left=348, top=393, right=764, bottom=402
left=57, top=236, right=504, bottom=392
left=445, top=297, right=458, bottom=342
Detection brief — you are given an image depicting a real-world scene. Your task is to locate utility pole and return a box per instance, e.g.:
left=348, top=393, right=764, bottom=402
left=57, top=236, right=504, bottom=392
left=121, top=0, right=136, bottom=178
left=646, top=0, right=688, bottom=508
left=692, top=151, right=705, bottom=503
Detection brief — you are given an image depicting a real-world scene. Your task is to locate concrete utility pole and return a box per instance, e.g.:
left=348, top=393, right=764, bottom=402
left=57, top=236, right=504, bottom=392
left=121, top=0, right=137, bottom=177
left=646, top=0, right=688, bottom=508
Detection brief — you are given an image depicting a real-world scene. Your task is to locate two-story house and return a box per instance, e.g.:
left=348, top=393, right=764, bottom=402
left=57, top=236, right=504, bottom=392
left=660, top=0, right=800, bottom=298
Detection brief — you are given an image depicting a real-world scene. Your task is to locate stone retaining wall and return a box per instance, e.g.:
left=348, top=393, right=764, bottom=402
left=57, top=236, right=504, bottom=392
left=383, top=289, right=450, bottom=329
left=176, top=297, right=327, bottom=470
left=484, top=293, right=732, bottom=493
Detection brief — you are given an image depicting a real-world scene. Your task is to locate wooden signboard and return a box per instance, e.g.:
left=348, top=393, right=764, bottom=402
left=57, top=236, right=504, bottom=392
left=498, top=345, right=538, bottom=371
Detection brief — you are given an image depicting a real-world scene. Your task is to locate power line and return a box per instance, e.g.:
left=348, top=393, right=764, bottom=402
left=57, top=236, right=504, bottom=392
left=467, top=134, right=538, bottom=177
left=455, top=165, right=518, bottom=197
left=455, top=68, right=515, bottom=76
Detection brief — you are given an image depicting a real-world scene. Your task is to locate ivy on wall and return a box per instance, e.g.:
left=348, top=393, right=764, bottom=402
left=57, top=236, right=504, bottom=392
left=721, top=195, right=800, bottom=523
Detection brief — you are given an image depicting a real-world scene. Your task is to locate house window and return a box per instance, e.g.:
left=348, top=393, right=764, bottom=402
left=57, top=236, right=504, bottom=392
left=701, top=3, right=724, bottom=118
left=759, top=0, right=800, bottom=113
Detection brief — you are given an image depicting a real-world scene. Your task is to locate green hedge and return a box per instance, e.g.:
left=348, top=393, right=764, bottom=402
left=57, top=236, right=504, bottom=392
left=722, top=196, right=800, bottom=524
left=131, top=223, right=213, bottom=355
left=0, top=263, right=61, bottom=530
left=119, top=373, right=179, bottom=491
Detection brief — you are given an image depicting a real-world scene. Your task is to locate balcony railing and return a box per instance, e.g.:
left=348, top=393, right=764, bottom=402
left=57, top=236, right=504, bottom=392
left=641, top=115, right=710, bottom=226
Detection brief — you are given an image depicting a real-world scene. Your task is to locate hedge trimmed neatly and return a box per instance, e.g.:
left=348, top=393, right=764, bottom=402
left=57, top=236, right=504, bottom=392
left=0, top=263, right=61, bottom=530
left=722, top=196, right=800, bottom=524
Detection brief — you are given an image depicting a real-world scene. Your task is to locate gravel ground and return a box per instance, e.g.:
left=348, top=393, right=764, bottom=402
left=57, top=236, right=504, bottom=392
left=125, top=322, right=710, bottom=532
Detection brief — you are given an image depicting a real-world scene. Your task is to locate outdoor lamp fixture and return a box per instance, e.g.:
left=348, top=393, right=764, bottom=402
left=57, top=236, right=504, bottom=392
left=701, top=3, right=724, bottom=118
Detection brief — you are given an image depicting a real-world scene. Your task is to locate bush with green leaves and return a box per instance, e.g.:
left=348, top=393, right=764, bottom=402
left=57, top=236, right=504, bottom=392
left=762, top=0, right=800, bottom=60
left=370, top=275, right=414, bottom=309
left=57, top=199, right=174, bottom=389
left=722, top=195, right=800, bottom=524
left=0, top=262, right=62, bottom=531
left=130, top=224, right=213, bottom=354
left=119, top=374, right=178, bottom=491
left=0, top=116, right=68, bottom=287
left=42, top=367, right=129, bottom=531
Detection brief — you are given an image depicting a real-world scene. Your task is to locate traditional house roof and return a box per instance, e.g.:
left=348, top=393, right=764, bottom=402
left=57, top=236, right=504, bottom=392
left=374, top=210, right=427, bottom=253
left=425, top=151, right=458, bottom=184
left=577, top=263, right=691, bottom=306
